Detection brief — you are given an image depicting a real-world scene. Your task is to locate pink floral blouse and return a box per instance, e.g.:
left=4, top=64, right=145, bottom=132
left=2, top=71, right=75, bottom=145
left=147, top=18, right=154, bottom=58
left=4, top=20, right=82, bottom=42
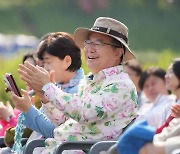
left=42, top=65, right=138, bottom=153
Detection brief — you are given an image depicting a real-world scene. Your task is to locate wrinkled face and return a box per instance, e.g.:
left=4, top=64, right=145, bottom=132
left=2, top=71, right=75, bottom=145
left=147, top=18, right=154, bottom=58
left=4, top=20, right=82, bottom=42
left=43, top=52, right=67, bottom=83
left=143, top=75, right=167, bottom=102
left=165, top=63, right=180, bottom=92
left=83, top=32, right=122, bottom=74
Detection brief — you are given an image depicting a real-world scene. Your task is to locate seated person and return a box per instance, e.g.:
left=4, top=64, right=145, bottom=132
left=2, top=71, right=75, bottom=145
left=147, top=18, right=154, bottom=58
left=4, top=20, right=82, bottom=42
left=14, top=32, right=83, bottom=154
left=118, top=58, right=180, bottom=154
left=137, top=67, right=176, bottom=128
left=11, top=17, right=138, bottom=153
left=1, top=32, right=84, bottom=154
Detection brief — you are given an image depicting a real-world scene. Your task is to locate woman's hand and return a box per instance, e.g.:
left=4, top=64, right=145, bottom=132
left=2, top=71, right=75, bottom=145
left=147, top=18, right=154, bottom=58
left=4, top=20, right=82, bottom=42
left=10, top=89, right=32, bottom=113
left=18, top=61, right=51, bottom=92
left=0, top=102, right=14, bottom=121
left=171, top=104, right=180, bottom=118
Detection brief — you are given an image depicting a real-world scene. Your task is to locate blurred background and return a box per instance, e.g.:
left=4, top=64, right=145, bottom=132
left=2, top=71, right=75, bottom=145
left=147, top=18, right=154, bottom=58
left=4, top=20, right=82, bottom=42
left=0, top=0, right=180, bottom=103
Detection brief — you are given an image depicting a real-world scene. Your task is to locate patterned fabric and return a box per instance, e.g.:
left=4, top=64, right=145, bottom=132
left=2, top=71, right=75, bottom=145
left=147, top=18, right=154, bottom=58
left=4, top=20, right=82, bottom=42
left=42, top=68, right=84, bottom=126
left=42, top=65, right=138, bottom=154
left=27, top=68, right=84, bottom=144
left=11, top=113, right=25, bottom=154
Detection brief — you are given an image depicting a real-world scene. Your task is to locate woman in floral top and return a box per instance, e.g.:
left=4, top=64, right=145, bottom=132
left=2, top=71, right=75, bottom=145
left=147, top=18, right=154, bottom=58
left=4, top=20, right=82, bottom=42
left=11, top=17, right=138, bottom=154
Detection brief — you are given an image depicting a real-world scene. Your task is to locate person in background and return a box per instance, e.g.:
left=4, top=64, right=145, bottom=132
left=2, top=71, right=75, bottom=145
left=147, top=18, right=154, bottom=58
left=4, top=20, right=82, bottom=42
left=0, top=52, right=37, bottom=138
left=139, top=58, right=180, bottom=154
left=11, top=17, right=138, bottom=154
left=1, top=32, right=84, bottom=154
left=124, top=59, right=142, bottom=108
left=26, top=32, right=84, bottom=146
left=137, top=67, right=176, bottom=128
left=17, top=32, right=83, bottom=153
left=0, top=101, right=19, bottom=137
left=0, top=52, right=38, bottom=154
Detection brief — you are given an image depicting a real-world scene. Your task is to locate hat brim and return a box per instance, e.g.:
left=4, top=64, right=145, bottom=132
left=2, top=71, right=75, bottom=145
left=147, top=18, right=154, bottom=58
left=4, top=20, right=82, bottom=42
left=74, top=28, right=136, bottom=62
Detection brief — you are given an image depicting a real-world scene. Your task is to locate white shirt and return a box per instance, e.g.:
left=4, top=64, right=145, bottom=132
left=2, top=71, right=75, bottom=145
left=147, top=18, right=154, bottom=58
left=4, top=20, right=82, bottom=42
left=136, top=94, right=176, bottom=128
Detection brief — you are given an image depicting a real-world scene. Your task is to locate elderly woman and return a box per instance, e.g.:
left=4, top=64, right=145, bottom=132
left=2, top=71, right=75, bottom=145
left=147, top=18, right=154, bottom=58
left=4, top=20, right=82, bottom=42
left=11, top=17, right=138, bottom=153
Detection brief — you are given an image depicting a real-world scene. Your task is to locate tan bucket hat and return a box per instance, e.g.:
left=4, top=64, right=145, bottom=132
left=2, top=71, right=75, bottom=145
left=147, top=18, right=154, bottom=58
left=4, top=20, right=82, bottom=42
left=74, top=17, right=136, bottom=62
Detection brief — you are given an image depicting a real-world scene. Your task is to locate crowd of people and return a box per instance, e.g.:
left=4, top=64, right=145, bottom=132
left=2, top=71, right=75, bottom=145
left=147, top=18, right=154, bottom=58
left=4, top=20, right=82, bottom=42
left=0, top=17, right=179, bottom=154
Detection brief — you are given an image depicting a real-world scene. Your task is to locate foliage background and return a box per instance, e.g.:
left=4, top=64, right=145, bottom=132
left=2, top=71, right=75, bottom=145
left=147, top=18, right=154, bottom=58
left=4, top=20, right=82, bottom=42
left=0, top=0, right=180, bottom=103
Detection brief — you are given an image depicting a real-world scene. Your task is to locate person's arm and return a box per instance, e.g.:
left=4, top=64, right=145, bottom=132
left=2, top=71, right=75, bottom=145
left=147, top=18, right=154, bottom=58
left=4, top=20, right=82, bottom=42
left=23, top=106, right=55, bottom=138
left=139, top=142, right=165, bottom=154
left=42, top=103, right=67, bottom=126
left=42, top=80, right=137, bottom=123
left=164, top=136, right=180, bottom=154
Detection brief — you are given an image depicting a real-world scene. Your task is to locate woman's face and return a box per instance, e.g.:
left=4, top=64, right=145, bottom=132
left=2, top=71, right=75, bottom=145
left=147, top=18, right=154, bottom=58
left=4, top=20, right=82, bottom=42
left=143, top=75, right=167, bottom=102
left=165, top=63, right=180, bottom=92
left=83, top=32, right=122, bottom=74
left=43, top=52, right=69, bottom=83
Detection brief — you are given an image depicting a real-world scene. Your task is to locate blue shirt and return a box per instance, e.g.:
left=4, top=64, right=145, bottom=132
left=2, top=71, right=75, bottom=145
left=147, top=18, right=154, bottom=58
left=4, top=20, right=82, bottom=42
left=23, top=68, right=84, bottom=138
left=118, top=120, right=155, bottom=154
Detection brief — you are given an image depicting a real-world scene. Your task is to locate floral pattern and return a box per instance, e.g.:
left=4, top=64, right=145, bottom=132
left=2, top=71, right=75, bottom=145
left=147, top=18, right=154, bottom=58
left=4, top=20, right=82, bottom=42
left=42, top=65, right=138, bottom=154
left=42, top=68, right=84, bottom=126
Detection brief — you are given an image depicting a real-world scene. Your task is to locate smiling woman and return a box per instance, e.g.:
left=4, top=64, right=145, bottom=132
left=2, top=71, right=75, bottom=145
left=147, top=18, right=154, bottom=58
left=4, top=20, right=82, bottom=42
left=10, top=17, right=138, bottom=154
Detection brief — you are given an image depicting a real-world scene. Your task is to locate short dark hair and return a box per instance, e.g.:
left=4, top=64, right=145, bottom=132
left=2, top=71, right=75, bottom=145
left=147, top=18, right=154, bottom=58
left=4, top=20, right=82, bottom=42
left=37, top=32, right=82, bottom=72
left=139, top=67, right=166, bottom=90
left=22, top=52, right=36, bottom=65
left=172, top=58, right=180, bottom=80
left=124, top=60, right=142, bottom=76
left=172, top=58, right=180, bottom=88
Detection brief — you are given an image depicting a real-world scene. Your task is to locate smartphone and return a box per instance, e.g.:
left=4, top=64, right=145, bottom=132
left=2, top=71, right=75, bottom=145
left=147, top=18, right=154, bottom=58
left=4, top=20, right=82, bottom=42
left=3, top=73, right=22, bottom=97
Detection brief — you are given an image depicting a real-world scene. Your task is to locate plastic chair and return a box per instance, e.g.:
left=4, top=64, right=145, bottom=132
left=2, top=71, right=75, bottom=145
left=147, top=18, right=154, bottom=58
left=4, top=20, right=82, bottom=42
left=107, top=143, right=118, bottom=154
left=54, top=141, right=96, bottom=154
left=89, top=141, right=117, bottom=154
left=0, top=137, right=28, bottom=148
left=0, top=137, right=6, bottom=148
left=25, top=118, right=136, bottom=153
left=23, top=138, right=45, bottom=154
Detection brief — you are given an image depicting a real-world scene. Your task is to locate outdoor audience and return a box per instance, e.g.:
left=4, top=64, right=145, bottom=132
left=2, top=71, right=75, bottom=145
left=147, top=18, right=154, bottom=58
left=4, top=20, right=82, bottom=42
left=1, top=16, right=178, bottom=154
left=139, top=58, right=180, bottom=154
left=10, top=17, right=138, bottom=153
left=117, top=58, right=180, bottom=154
left=136, top=67, right=176, bottom=128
